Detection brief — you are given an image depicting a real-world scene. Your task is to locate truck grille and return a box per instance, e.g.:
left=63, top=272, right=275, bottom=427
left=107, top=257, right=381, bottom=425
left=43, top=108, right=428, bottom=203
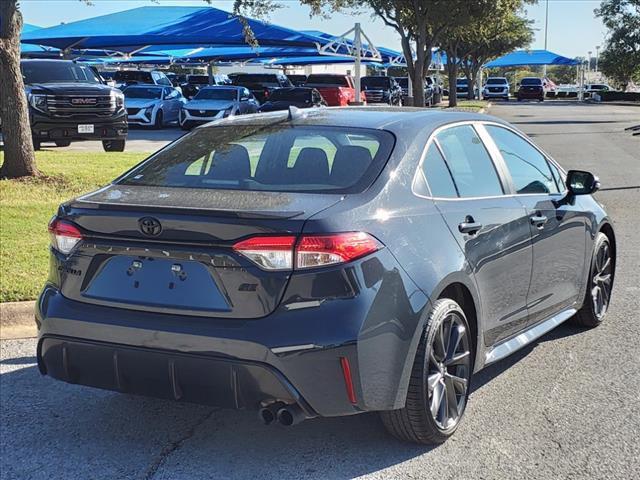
left=488, top=87, right=504, bottom=93
left=45, top=95, right=116, bottom=117
left=189, top=109, right=218, bottom=117
left=363, top=89, right=384, bottom=102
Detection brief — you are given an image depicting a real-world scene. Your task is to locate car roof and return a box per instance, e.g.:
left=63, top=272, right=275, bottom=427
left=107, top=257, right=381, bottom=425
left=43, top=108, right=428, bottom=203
left=124, top=84, right=163, bottom=89
left=196, top=106, right=507, bottom=135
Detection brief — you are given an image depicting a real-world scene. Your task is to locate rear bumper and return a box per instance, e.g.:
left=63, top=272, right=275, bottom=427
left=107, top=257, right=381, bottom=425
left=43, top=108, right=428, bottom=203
left=36, top=248, right=428, bottom=417
left=518, top=90, right=544, bottom=99
left=38, top=335, right=315, bottom=416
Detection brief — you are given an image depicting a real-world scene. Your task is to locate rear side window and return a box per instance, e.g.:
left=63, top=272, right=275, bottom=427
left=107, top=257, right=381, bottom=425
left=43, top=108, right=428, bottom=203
left=486, top=125, right=559, bottom=194
left=119, top=125, right=394, bottom=194
left=435, top=125, right=504, bottom=198
left=421, top=143, right=458, bottom=198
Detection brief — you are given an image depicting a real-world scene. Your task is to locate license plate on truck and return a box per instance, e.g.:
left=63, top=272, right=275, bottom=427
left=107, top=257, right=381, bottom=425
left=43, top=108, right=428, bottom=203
left=78, top=124, right=94, bottom=134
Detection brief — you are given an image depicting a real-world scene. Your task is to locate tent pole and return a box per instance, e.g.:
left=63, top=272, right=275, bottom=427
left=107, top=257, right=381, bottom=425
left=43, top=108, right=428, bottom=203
left=207, top=61, right=214, bottom=85
left=353, top=22, right=362, bottom=105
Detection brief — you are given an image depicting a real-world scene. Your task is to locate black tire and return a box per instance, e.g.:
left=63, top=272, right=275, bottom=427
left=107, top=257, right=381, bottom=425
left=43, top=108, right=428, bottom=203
left=571, top=232, right=614, bottom=328
left=180, top=122, right=191, bottom=131
left=32, top=139, right=42, bottom=151
left=102, top=139, right=126, bottom=152
left=153, top=110, right=164, bottom=129
left=381, top=298, right=473, bottom=444
left=55, top=140, right=71, bottom=147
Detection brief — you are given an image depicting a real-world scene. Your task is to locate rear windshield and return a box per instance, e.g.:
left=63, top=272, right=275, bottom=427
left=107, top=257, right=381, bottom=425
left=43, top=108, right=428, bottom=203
left=231, top=74, right=283, bottom=87
left=306, top=75, right=350, bottom=86
left=456, top=79, right=468, bottom=85
left=114, top=71, right=153, bottom=83
left=124, top=87, right=162, bottom=99
left=269, top=88, right=311, bottom=101
left=486, top=78, right=507, bottom=85
left=187, top=75, right=210, bottom=84
left=361, top=77, right=390, bottom=88
left=22, top=62, right=100, bottom=84
left=194, top=88, right=237, bottom=101
left=521, top=78, right=542, bottom=86
left=118, top=125, right=394, bottom=193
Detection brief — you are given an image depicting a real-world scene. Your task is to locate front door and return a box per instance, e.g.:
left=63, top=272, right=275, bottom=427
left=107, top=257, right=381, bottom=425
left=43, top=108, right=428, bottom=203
left=482, top=124, right=587, bottom=325
left=427, top=124, right=534, bottom=346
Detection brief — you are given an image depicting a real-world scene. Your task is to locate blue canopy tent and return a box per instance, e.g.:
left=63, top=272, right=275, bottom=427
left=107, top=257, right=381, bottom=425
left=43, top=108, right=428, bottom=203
left=484, top=49, right=580, bottom=68
left=21, top=24, right=61, bottom=58
left=20, top=6, right=339, bottom=54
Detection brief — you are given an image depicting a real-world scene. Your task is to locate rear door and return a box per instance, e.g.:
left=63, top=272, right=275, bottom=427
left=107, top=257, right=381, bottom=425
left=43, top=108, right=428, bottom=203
left=424, top=123, right=533, bottom=346
left=482, top=123, right=587, bottom=325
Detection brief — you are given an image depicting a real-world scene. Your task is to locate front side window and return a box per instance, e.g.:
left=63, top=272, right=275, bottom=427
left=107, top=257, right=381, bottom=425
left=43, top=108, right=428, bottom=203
left=119, top=125, right=394, bottom=194
left=435, top=125, right=504, bottom=198
left=486, top=125, right=559, bottom=194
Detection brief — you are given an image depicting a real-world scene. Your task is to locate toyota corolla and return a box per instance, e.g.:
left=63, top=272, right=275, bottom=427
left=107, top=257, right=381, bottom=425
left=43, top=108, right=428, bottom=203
left=37, top=108, right=615, bottom=444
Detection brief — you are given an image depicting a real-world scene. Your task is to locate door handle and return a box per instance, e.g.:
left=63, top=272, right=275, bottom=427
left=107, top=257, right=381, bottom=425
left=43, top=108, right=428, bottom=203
left=530, top=213, right=548, bottom=228
left=458, top=216, right=482, bottom=235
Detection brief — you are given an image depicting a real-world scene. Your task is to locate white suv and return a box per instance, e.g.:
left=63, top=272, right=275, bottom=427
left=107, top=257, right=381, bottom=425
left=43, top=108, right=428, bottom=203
left=483, top=77, right=510, bottom=101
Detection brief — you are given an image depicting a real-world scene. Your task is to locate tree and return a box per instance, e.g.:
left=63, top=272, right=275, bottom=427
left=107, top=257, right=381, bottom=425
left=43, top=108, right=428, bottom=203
left=0, top=0, right=39, bottom=178
left=459, top=12, right=533, bottom=100
left=596, top=0, right=640, bottom=90
left=441, top=0, right=535, bottom=107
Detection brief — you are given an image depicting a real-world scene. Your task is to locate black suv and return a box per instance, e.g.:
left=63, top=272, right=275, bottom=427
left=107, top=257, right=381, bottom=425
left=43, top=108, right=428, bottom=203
left=360, top=76, right=403, bottom=106
left=229, top=73, right=293, bottom=103
left=20, top=59, right=127, bottom=151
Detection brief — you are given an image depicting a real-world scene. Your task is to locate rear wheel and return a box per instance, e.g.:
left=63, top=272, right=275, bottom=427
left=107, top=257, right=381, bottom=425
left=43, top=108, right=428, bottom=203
left=381, top=298, right=472, bottom=444
left=55, top=140, right=71, bottom=147
left=102, top=139, right=126, bottom=152
left=572, top=232, right=613, bottom=328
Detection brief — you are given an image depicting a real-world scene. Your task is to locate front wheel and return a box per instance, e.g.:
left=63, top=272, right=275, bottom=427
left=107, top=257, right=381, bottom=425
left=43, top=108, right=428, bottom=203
left=381, top=298, right=473, bottom=444
left=55, top=140, right=71, bottom=147
left=153, top=109, right=164, bottom=129
left=572, top=232, right=614, bottom=328
left=102, top=139, right=126, bottom=152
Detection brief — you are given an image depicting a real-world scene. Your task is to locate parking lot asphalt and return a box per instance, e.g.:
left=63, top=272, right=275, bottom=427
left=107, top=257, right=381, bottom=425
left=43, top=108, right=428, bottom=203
left=2, top=101, right=639, bottom=480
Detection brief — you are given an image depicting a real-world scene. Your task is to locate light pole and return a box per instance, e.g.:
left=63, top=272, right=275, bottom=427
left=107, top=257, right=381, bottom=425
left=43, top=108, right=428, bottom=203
left=587, top=50, right=592, bottom=82
left=595, top=45, right=600, bottom=76
left=543, top=0, right=549, bottom=78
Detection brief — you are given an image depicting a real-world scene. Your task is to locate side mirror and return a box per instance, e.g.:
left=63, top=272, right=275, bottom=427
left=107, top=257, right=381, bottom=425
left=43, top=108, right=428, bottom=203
left=566, top=170, right=600, bottom=195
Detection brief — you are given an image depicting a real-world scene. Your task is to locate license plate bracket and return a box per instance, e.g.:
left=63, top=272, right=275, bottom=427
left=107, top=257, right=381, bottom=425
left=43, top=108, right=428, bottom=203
left=78, top=124, right=94, bottom=134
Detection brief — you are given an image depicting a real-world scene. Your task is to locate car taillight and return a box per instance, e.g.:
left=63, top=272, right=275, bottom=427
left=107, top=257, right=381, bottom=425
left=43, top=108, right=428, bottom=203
left=48, top=218, right=83, bottom=254
left=296, top=232, right=382, bottom=269
left=233, top=235, right=296, bottom=271
left=233, top=232, right=382, bottom=271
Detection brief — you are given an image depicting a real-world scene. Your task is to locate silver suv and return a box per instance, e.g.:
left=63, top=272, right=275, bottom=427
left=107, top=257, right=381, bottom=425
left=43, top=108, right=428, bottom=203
left=483, top=77, right=510, bottom=101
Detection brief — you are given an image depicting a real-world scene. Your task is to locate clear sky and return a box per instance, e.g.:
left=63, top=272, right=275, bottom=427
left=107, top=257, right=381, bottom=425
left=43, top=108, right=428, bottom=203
left=20, top=0, right=606, bottom=59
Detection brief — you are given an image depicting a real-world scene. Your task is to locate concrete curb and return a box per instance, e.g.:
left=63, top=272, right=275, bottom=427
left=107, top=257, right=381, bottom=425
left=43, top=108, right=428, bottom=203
left=0, top=301, right=37, bottom=340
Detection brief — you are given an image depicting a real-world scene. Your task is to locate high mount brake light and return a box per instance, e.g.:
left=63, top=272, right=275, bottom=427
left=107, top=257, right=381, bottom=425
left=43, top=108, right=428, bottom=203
left=233, top=233, right=382, bottom=271
left=48, top=218, right=83, bottom=254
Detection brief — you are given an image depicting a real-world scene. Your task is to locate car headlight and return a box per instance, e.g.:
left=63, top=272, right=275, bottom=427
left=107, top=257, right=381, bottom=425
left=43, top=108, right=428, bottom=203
left=222, top=107, right=234, bottom=118
left=144, top=106, right=154, bottom=117
left=28, top=94, right=47, bottom=112
left=110, top=90, right=125, bottom=109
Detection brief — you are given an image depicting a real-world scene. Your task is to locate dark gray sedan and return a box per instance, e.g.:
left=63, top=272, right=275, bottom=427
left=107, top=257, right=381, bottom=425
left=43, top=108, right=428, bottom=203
left=179, top=85, right=259, bottom=130
left=37, top=108, right=615, bottom=444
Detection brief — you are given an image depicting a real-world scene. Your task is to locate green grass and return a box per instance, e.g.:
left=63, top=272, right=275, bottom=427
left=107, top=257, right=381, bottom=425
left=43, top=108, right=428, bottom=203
left=441, top=99, right=489, bottom=112
left=0, top=151, right=148, bottom=302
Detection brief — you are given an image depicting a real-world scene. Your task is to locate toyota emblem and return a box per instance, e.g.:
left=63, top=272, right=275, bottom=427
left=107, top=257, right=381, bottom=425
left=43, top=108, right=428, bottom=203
left=138, top=217, right=162, bottom=236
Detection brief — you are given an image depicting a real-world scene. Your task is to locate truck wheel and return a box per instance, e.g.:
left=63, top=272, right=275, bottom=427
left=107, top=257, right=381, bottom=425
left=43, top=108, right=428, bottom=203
left=32, top=139, right=41, bottom=151
left=102, top=139, right=126, bottom=152
left=153, top=110, right=164, bottom=129
left=55, top=140, right=71, bottom=147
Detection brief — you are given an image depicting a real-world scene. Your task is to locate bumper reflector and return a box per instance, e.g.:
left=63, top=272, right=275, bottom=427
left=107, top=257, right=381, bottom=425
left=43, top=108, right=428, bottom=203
left=340, top=356, right=357, bottom=404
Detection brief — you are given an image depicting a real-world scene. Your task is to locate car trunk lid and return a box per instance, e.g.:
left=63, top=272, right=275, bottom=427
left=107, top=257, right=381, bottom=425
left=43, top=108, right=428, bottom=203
left=57, top=184, right=342, bottom=318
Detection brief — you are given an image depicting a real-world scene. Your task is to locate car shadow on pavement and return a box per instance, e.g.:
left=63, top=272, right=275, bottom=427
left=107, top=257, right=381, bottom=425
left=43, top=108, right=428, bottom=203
left=470, top=322, right=586, bottom=395
left=0, top=362, right=438, bottom=480
left=1, top=322, right=588, bottom=479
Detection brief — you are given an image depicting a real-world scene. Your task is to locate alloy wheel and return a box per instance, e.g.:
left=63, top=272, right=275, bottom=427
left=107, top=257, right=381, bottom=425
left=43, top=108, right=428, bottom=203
left=591, top=240, right=612, bottom=319
left=427, top=312, right=471, bottom=431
